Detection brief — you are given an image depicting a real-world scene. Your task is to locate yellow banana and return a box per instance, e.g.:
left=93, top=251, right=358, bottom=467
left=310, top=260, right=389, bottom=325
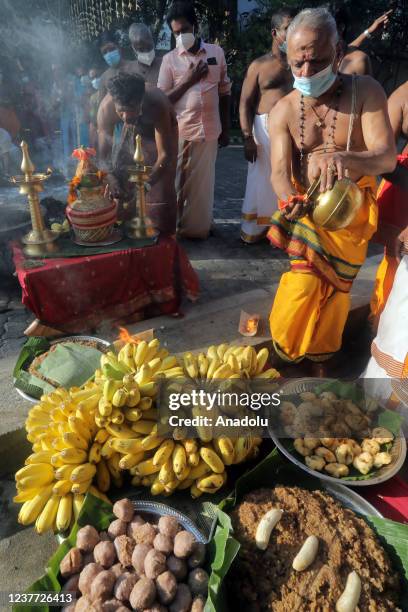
left=118, top=452, right=145, bottom=470
left=112, top=388, right=128, bottom=408
left=62, top=432, right=89, bottom=451
left=55, top=464, right=75, bottom=481
left=18, top=485, right=53, bottom=525
left=151, top=480, right=166, bottom=496
left=71, top=479, right=92, bottom=495
left=52, top=480, right=73, bottom=496
left=76, top=393, right=101, bottom=412
left=68, top=416, right=92, bottom=442
left=172, top=444, right=187, bottom=478
left=135, top=364, right=152, bottom=385
left=190, top=483, right=203, bottom=499
left=134, top=340, right=148, bottom=367
left=101, top=439, right=116, bottom=459
left=175, top=464, right=191, bottom=481
left=153, top=440, right=175, bottom=467
left=98, top=398, right=113, bottom=417
left=257, top=367, right=279, bottom=379
left=162, top=368, right=184, bottom=379
left=106, top=423, right=135, bottom=438
left=197, top=353, right=209, bottom=378
left=142, top=407, right=158, bottom=421
left=95, top=414, right=110, bottom=429
left=88, top=485, right=111, bottom=505
left=212, top=364, right=233, bottom=380
left=148, top=357, right=162, bottom=375
left=157, top=348, right=169, bottom=360
left=88, top=442, right=102, bottom=464
left=25, top=451, right=54, bottom=465
left=177, top=478, right=195, bottom=490
left=141, top=434, right=163, bottom=451
left=214, top=436, right=235, bottom=466
left=183, top=353, right=198, bottom=378
left=192, top=407, right=212, bottom=442
left=118, top=343, right=136, bottom=370
left=14, top=489, right=42, bottom=503
left=73, top=494, right=84, bottom=520
left=207, top=345, right=218, bottom=361
left=111, top=409, right=125, bottom=425
left=158, top=459, right=175, bottom=484
left=196, top=473, right=225, bottom=493
left=103, top=379, right=122, bottom=401
left=207, top=358, right=221, bottom=379
left=144, top=338, right=160, bottom=363
left=106, top=454, right=122, bottom=480
left=131, top=420, right=155, bottom=435
left=255, top=347, right=269, bottom=374
left=234, top=437, right=252, bottom=463
left=96, top=459, right=111, bottom=492
left=187, top=452, right=200, bottom=467
left=94, top=429, right=110, bottom=444
left=138, top=381, right=158, bottom=396
left=57, top=447, right=87, bottom=464
left=189, top=461, right=212, bottom=480
left=217, top=343, right=229, bottom=360
left=15, top=463, right=54, bottom=483
left=110, top=438, right=144, bottom=454
left=135, top=458, right=160, bottom=477
left=199, top=447, right=224, bottom=473
left=70, top=462, right=96, bottom=483
left=164, top=479, right=179, bottom=494
left=227, top=354, right=240, bottom=373
left=124, top=407, right=143, bottom=422
left=139, top=397, right=153, bottom=412
left=182, top=439, right=198, bottom=454
left=56, top=494, right=73, bottom=531
left=158, top=356, right=178, bottom=371
left=127, top=388, right=141, bottom=407
left=35, top=495, right=60, bottom=534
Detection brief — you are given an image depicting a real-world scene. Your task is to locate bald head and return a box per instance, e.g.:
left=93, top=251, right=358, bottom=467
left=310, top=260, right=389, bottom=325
left=129, top=23, right=154, bottom=53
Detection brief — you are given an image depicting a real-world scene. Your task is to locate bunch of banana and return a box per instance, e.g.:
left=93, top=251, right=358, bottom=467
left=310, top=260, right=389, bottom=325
left=16, top=383, right=110, bottom=534
left=185, top=344, right=279, bottom=380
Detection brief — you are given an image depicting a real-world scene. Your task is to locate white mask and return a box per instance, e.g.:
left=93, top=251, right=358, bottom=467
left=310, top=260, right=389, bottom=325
left=176, top=31, right=195, bottom=51
left=137, top=49, right=155, bottom=66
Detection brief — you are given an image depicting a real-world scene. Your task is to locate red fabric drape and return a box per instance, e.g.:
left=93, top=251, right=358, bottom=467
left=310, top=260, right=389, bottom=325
left=13, top=237, right=199, bottom=332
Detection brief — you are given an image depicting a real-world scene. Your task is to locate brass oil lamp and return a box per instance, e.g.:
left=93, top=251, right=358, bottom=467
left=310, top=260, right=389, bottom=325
left=10, top=141, right=59, bottom=255
left=126, top=134, right=158, bottom=239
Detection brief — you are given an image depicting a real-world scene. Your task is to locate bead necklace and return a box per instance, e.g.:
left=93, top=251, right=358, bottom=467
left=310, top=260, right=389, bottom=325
left=299, top=78, right=343, bottom=182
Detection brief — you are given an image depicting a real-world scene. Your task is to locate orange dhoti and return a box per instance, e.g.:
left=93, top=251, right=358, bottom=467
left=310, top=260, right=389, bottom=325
left=370, top=154, right=408, bottom=330
left=267, top=176, right=377, bottom=362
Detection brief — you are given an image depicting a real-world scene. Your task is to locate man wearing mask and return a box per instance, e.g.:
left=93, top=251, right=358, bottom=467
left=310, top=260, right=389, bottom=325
left=158, top=1, right=231, bottom=239
left=266, top=8, right=395, bottom=372
left=129, top=23, right=164, bottom=85
left=239, top=7, right=296, bottom=243
left=99, top=31, right=138, bottom=98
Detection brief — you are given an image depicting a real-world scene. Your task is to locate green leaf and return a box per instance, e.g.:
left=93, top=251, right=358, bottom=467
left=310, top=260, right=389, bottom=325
left=378, top=410, right=404, bottom=437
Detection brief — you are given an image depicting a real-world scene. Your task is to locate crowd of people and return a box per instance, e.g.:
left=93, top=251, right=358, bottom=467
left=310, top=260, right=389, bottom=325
left=1, top=1, right=407, bottom=400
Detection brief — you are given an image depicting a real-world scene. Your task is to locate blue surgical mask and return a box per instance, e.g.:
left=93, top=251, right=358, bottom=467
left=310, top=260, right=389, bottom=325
left=279, top=41, right=287, bottom=53
left=104, top=49, right=121, bottom=67
left=292, top=59, right=337, bottom=98
left=91, top=77, right=101, bottom=90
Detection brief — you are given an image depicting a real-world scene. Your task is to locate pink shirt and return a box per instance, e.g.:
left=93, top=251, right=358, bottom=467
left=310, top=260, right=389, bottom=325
left=158, top=41, right=231, bottom=142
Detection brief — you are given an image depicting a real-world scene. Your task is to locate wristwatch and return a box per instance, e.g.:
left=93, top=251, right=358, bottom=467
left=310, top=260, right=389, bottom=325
left=364, top=29, right=372, bottom=38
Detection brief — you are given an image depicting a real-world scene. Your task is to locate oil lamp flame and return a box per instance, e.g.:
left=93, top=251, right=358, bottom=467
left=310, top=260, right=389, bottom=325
left=118, top=327, right=140, bottom=344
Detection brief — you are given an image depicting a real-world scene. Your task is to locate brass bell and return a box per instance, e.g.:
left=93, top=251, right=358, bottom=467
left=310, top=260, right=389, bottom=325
left=307, top=177, right=364, bottom=231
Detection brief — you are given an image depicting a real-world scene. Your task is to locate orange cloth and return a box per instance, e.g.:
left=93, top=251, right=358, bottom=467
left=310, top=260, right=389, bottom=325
left=158, top=42, right=231, bottom=142
left=369, top=254, right=399, bottom=331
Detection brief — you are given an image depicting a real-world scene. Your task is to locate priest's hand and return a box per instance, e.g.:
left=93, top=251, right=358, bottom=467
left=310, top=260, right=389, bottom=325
left=243, top=137, right=257, bottom=163
left=280, top=194, right=311, bottom=221
left=308, top=151, right=347, bottom=192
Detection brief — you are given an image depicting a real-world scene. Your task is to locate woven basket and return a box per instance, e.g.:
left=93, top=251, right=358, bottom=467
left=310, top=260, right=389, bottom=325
left=66, top=200, right=118, bottom=243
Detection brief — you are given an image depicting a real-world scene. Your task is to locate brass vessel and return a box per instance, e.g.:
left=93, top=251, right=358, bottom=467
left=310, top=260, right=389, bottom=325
left=10, top=141, right=59, bottom=256
left=126, top=134, right=158, bottom=240
left=307, top=177, right=364, bottom=231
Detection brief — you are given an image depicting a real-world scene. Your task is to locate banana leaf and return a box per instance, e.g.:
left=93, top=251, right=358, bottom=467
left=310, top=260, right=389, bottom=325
left=13, top=493, right=114, bottom=612
left=208, top=448, right=408, bottom=612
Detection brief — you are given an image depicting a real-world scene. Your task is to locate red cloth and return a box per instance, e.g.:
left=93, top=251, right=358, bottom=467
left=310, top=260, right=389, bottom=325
left=361, top=476, right=408, bottom=524
left=372, top=154, right=408, bottom=253
left=13, top=237, right=199, bottom=333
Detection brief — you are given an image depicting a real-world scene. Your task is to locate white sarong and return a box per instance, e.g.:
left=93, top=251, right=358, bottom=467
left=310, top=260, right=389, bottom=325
left=363, top=255, right=408, bottom=405
left=176, top=139, right=218, bottom=239
left=241, top=113, right=278, bottom=243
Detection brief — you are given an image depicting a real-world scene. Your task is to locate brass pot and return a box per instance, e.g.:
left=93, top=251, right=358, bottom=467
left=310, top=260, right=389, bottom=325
left=307, top=177, right=364, bottom=231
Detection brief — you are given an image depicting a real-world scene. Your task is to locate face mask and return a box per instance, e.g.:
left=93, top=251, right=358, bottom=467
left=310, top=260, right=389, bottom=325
left=137, top=49, right=155, bottom=66
left=91, top=78, right=101, bottom=90
left=176, top=31, right=195, bottom=51
left=292, top=58, right=337, bottom=98
left=104, top=49, right=121, bottom=67
left=277, top=34, right=287, bottom=54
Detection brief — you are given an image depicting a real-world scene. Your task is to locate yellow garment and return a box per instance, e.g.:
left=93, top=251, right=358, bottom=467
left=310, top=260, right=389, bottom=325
left=270, top=268, right=350, bottom=362
left=369, top=253, right=398, bottom=332
left=269, top=176, right=377, bottom=362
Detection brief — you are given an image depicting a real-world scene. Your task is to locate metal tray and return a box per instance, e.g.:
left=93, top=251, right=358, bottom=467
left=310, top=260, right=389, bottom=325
left=323, top=482, right=382, bottom=518
left=14, top=334, right=111, bottom=404
left=131, top=500, right=207, bottom=543
left=269, top=378, right=406, bottom=488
